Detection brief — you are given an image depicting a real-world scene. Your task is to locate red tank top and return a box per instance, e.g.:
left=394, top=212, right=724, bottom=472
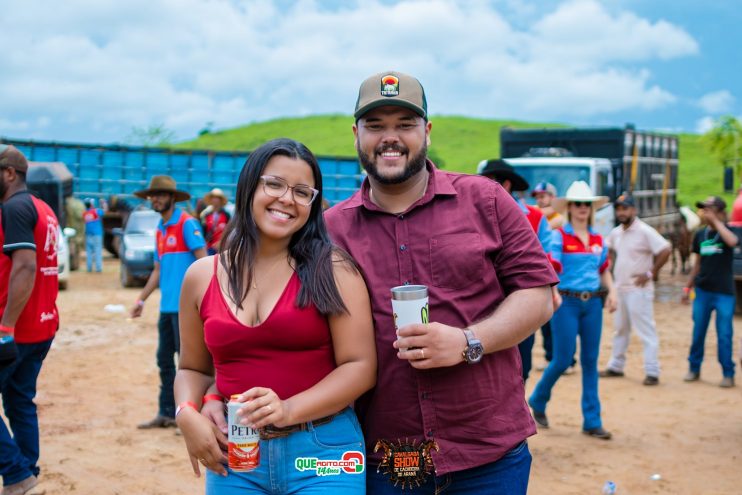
left=200, top=263, right=336, bottom=399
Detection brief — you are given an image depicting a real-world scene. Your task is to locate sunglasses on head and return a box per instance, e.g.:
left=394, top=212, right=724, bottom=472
left=570, top=201, right=591, bottom=207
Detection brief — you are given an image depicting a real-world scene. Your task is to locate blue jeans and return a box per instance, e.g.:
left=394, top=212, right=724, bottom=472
left=529, top=296, right=604, bottom=430
left=206, top=407, right=365, bottom=494
left=0, top=338, right=53, bottom=486
left=518, top=334, right=535, bottom=381
left=85, top=234, right=103, bottom=272
left=157, top=312, right=180, bottom=418
left=366, top=441, right=531, bottom=495
left=688, top=287, right=736, bottom=377
left=541, top=320, right=553, bottom=362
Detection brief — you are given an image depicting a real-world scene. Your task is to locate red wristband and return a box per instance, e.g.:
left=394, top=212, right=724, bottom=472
left=0, top=325, right=14, bottom=335
left=202, top=394, right=224, bottom=404
left=175, top=401, right=198, bottom=417
left=682, top=287, right=691, bottom=294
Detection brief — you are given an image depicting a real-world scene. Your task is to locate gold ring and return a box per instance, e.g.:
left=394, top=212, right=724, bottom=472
left=265, top=405, right=272, bottom=413
left=199, top=458, right=207, bottom=464
left=420, top=349, right=425, bottom=359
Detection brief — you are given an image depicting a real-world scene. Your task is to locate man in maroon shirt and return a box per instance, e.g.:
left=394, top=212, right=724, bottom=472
left=325, top=72, right=558, bottom=494
left=0, top=145, right=59, bottom=495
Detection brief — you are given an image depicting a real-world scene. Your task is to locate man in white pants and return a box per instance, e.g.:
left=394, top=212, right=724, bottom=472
left=600, top=194, right=671, bottom=385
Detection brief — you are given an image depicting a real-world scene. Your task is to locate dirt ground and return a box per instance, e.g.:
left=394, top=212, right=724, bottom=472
left=4, top=256, right=740, bottom=494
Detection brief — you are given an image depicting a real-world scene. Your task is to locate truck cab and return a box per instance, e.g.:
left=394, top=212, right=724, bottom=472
left=496, top=156, right=615, bottom=237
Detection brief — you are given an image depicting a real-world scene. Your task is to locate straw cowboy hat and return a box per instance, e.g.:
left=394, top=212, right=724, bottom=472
left=133, top=175, right=191, bottom=202
left=552, top=181, right=609, bottom=213
left=478, top=159, right=529, bottom=192
left=204, top=187, right=228, bottom=203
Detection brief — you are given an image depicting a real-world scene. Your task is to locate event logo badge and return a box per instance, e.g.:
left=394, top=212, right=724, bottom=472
left=166, top=235, right=177, bottom=247
left=374, top=438, right=439, bottom=489
left=380, top=75, right=400, bottom=97
left=295, top=451, right=364, bottom=476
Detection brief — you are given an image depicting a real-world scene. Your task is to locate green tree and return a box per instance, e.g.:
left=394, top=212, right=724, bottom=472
left=125, top=124, right=176, bottom=147
left=702, top=115, right=742, bottom=175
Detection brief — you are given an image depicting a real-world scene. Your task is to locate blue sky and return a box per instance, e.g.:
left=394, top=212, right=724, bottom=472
left=1, top=0, right=739, bottom=144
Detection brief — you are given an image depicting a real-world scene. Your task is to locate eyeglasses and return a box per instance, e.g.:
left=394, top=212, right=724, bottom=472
left=260, top=175, right=319, bottom=206
left=570, top=201, right=592, bottom=208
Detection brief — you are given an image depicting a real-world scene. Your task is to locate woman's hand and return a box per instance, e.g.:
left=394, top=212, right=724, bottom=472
left=200, top=398, right=228, bottom=435
left=605, top=290, right=618, bottom=313
left=176, top=408, right=228, bottom=477
left=236, top=387, right=292, bottom=429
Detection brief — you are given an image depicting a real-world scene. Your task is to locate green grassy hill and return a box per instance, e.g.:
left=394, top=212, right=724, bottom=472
left=180, top=115, right=735, bottom=207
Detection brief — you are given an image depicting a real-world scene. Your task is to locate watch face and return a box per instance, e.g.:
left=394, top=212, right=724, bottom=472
left=467, top=344, right=484, bottom=363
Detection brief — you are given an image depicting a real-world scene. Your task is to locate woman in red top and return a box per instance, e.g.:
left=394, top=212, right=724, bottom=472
left=174, top=139, right=376, bottom=494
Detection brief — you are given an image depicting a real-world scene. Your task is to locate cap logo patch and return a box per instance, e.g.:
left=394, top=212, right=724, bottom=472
left=380, top=75, right=399, bottom=97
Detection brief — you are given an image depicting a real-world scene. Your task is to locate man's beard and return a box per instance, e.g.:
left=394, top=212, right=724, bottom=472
left=153, top=197, right=174, bottom=213
left=617, top=214, right=634, bottom=225
left=357, top=141, right=428, bottom=185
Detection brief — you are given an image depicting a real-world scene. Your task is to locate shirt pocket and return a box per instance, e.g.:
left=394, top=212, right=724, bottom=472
left=430, top=233, right=484, bottom=289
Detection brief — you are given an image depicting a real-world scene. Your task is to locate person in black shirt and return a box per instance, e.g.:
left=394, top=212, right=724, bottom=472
left=681, top=196, right=739, bottom=388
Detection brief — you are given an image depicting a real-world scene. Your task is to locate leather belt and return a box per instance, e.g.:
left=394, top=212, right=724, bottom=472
left=259, top=412, right=340, bottom=440
left=558, top=289, right=607, bottom=302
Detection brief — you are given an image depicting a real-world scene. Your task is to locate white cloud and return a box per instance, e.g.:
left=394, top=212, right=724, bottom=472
left=697, top=90, right=735, bottom=114
left=0, top=0, right=699, bottom=142
left=695, top=116, right=715, bottom=134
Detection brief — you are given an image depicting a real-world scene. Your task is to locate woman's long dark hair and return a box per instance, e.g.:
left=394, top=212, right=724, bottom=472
left=219, top=138, right=352, bottom=315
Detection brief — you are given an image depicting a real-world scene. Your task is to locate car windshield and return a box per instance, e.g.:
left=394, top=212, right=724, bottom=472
left=511, top=164, right=591, bottom=205
left=125, top=211, right=160, bottom=235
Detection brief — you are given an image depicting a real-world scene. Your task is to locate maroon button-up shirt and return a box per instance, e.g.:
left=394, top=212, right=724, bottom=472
left=325, top=163, right=558, bottom=475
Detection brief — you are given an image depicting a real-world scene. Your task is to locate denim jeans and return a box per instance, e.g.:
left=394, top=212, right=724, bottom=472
left=688, top=287, right=736, bottom=377
left=85, top=234, right=103, bottom=272
left=366, top=441, right=531, bottom=495
left=541, top=320, right=553, bottom=362
left=518, top=334, right=535, bottom=381
left=206, top=407, right=365, bottom=494
left=157, top=312, right=180, bottom=418
left=529, top=296, right=604, bottom=430
left=0, top=338, right=53, bottom=486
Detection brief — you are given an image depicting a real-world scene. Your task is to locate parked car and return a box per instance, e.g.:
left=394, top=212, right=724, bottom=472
left=58, top=227, right=76, bottom=290
left=113, top=209, right=159, bottom=288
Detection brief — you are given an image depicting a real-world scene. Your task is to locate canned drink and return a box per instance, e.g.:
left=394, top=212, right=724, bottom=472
left=228, top=395, right=260, bottom=472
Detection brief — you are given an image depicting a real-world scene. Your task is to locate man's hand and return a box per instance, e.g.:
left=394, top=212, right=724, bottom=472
left=633, top=272, right=652, bottom=287
left=393, top=322, right=469, bottom=369
left=130, top=301, right=144, bottom=318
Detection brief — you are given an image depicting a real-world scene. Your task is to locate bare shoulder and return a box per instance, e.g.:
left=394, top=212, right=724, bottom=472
left=183, top=255, right=216, bottom=296
left=331, top=247, right=359, bottom=273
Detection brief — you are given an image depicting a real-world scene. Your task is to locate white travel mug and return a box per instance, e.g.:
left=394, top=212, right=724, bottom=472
left=391, top=285, right=429, bottom=332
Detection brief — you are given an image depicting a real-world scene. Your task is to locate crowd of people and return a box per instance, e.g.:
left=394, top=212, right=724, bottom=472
left=0, top=71, right=739, bottom=495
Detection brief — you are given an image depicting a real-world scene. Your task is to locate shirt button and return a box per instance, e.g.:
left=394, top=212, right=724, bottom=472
left=421, top=392, right=430, bottom=399
left=400, top=244, right=407, bottom=251
left=398, top=214, right=405, bottom=219
left=427, top=430, right=434, bottom=437
left=404, top=281, right=410, bottom=285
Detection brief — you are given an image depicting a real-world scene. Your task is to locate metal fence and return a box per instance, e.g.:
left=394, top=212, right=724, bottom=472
left=1, top=138, right=363, bottom=206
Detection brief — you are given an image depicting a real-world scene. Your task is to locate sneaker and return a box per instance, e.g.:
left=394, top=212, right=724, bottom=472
left=534, top=362, right=548, bottom=372
left=562, top=365, right=576, bottom=376
left=683, top=371, right=700, bottom=382
left=643, top=376, right=659, bottom=386
left=1, top=475, right=39, bottom=495
left=719, top=377, right=735, bottom=388
left=137, top=415, right=177, bottom=429
left=583, top=427, right=612, bottom=440
left=599, top=369, right=625, bottom=378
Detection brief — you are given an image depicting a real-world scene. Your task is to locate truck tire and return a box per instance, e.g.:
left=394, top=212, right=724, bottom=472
left=120, top=263, right=136, bottom=288
left=59, top=279, right=68, bottom=291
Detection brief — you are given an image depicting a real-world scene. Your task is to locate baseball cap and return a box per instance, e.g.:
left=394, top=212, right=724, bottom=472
left=354, top=71, right=427, bottom=120
left=0, top=144, right=29, bottom=173
left=614, top=193, right=636, bottom=207
left=695, top=195, right=726, bottom=211
left=531, top=181, right=557, bottom=197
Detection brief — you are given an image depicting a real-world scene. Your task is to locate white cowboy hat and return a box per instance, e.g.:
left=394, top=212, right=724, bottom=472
left=204, top=187, right=228, bottom=203
left=552, top=180, right=609, bottom=213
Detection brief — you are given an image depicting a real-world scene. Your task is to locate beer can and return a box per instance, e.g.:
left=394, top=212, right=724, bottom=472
left=228, top=395, right=261, bottom=472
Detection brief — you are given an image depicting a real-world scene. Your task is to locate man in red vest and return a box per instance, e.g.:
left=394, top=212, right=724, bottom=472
left=0, top=145, right=60, bottom=495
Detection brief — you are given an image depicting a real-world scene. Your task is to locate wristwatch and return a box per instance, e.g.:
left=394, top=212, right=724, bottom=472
left=461, top=328, right=484, bottom=364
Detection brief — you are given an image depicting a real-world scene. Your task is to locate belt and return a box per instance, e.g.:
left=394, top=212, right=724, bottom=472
left=259, top=412, right=340, bottom=440
left=558, top=289, right=607, bottom=302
